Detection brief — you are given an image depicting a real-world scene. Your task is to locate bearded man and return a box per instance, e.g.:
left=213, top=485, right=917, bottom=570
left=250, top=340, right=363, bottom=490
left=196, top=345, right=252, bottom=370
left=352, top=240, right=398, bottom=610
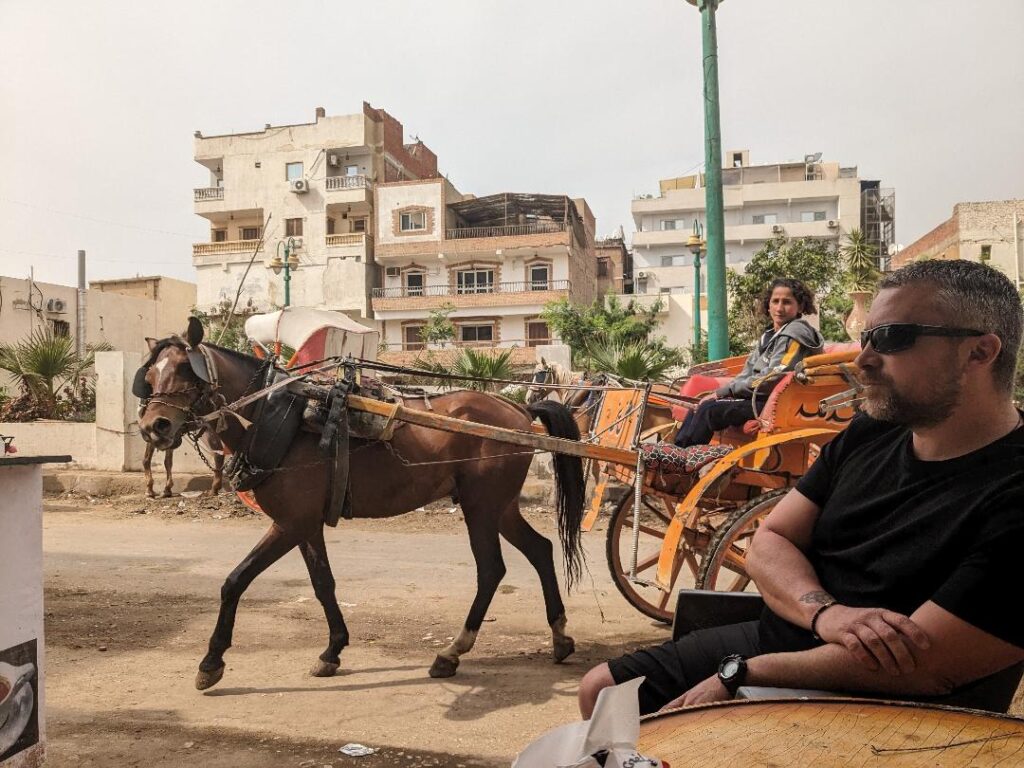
left=579, top=259, right=1024, bottom=717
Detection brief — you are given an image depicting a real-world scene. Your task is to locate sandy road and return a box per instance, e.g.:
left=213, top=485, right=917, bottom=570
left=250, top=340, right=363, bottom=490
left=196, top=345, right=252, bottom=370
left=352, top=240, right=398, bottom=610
left=42, top=494, right=668, bottom=767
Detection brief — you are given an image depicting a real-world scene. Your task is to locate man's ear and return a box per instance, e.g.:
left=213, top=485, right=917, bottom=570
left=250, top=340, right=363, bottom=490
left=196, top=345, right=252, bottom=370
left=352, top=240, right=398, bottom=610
left=145, top=337, right=159, bottom=352
left=968, top=333, right=1002, bottom=368
left=185, top=316, right=205, bottom=348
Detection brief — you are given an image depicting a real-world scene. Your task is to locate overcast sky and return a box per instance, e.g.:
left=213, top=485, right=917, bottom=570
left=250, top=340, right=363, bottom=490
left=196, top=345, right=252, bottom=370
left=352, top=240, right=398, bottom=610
left=2, top=0, right=1022, bottom=286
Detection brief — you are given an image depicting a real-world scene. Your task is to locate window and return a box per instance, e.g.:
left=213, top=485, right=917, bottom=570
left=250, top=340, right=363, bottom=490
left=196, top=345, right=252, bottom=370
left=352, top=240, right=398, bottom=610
left=241, top=226, right=261, bottom=240
left=405, top=271, right=424, bottom=297
left=456, top=269, right=494, bottom=294
left=51, top=319, right=70, bottom=337
left=400, top=210, right=426, bottom=231
left=212, top=229, right=227, bottom=242
left=732, top=152, right=744, bottom=168
left=286, top=218, right=303, bottom=237
left=661, top=255, right=687, bottom=267
left=345, top=165, right=359, bottom=177
left=661, top=220, right=677, bottom=231
left=752, top=213, right=778, bottom=225
left=528, top=264, right=550, bottom=290
left=526, top=320, right=550, bottom=347
left=352, top=218, right=366, bottom=233
left=459, top=324, right=494, bottom=344
left=286, top=162, right=304, bottom=181
left=661, top=255, right=673, bottom=267
left=800, top=211, right=827, bottom=223
left=597, top=258, right=609, bottom=278
left=980, top=245, right=992, bottom=262
left=403, top=325, right=425, bottom=351
left=326, top=218, right=335, bottom=236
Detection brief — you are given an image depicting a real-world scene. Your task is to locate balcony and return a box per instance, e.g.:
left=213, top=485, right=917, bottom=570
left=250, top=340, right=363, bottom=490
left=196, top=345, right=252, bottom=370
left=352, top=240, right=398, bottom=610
left=325, top=174, right=372, bottom=205
left=192, top=239, right=263, bottom=257
left=445, top=221, right=568, bottom=240
left=326, top=175, right=371, bottom=191
left=194, top=187, right=224, bottom=202
left=372, top=279, right=571, bottom=312
left=325, top=232, right=372, bottom=260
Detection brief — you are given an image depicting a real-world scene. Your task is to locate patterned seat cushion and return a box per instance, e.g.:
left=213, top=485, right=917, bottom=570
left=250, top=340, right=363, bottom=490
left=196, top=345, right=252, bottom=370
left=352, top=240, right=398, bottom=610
left=640, top=443, right=732, bottom=495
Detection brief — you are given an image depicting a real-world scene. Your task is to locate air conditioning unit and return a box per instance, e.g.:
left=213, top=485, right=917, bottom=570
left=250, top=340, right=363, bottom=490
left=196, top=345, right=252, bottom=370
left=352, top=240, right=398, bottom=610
left=771, top=225, right=784, bottom=234
left=827, top=220, right=839, bottom=229
left=636, top=271, right=648, bottom=279
left=328, top=154, right=339, bottom=167
left=46, top=298, right=67, bottom=314
left=289, top=178, right=309, bottom=193
left=384, top=266, right=401, bottom=278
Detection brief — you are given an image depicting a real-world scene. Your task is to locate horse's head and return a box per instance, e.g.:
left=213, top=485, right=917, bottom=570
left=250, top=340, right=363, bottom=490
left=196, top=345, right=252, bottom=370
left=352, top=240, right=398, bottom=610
left=136, top=317, right=212, bottom=450
left=526, top=357, right=551, bottom=404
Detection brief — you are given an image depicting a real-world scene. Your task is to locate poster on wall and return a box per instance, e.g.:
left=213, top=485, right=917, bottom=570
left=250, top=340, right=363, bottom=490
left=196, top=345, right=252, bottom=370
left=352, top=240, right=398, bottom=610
left=0, top=639, right=39, bottom=763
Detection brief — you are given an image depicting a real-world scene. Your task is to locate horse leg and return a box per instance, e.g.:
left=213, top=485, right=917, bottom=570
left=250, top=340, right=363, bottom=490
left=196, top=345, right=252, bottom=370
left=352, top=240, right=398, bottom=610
left=499, top=505, right=575, bottom=663
left=298, top=528, right=349, bottom=678
left=143, top=442, right=156, bottom=498
left=161, top=447, right=174, bottom=497
left=429, top=505, right=506, bottom=679
left=196, top=523, right=298, bottom=690
left=210, top=450, right=224, bottom=495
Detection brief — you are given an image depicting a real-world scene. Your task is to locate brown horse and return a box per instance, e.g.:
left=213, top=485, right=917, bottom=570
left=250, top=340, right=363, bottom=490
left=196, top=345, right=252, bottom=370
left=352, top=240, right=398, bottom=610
left=141, top=429, right=224, bottom=498
left=136, top=319, right=585, bottom=690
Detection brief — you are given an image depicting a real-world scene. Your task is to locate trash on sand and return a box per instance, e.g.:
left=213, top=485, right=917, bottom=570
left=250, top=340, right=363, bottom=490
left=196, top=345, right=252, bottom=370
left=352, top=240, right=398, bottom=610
left=180, top=490, right=202, bottom=499
left=338, top=743, right=376, bottom=757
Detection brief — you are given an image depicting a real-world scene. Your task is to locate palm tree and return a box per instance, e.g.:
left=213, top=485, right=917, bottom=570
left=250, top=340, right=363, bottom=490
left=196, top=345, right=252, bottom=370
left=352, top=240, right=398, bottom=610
left=840, top=229, right=880, bottom=291
left=0, top=328, right=111, bottom=417
left=583, top=334, right=685, bottom=382
left=412, top=347, right=518, bottom=392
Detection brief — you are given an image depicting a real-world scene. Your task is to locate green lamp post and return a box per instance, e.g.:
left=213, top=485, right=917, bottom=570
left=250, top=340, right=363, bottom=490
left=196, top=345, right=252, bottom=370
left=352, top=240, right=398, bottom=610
left=269, top=237, right=300, bottom=307
left=686, top=221, right=706, bottom=359
left=686, top=0, right=728, bottom=360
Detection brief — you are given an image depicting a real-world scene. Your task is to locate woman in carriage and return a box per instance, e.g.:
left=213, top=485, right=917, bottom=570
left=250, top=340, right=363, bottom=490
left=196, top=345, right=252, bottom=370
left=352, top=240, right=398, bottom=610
left=674, top=278, right=824, bottom=448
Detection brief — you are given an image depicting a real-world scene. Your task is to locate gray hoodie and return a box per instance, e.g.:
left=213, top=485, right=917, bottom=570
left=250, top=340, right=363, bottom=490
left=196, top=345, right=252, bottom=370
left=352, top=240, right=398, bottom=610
left=715, top=317, right=825, bottom=400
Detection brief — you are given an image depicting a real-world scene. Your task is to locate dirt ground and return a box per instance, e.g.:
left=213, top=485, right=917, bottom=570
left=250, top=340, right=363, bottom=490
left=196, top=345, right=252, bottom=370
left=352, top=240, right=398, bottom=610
left=42, top=489, right=668, bottom=767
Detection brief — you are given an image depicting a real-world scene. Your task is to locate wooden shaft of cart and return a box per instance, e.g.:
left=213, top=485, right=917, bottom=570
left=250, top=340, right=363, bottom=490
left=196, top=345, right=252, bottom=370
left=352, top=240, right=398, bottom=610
left=320, top=390, right=641, bottom=467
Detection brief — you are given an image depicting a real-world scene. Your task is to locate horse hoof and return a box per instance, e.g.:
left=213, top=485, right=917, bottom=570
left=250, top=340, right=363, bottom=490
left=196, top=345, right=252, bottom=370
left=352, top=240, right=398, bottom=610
left=161, top=490, right=173, bottom=499
left=310, top=660, right=339, bottom=678
left=146, top=491, right=156, bottom=499
left=195, top=665, right=225, bottom=690
left=553, top=636, right=576, bottom=663
left=428, top=655, right=458, bottom=678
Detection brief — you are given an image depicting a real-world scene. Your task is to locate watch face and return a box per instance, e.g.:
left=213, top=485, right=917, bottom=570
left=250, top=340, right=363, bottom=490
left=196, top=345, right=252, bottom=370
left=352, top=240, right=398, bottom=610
left=722, top=659, right=740, bottom=678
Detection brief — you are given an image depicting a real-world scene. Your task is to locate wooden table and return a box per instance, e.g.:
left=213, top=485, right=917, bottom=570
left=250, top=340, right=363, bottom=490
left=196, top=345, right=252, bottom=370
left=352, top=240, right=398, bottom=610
left=639, top=698, right=1024, bottom=766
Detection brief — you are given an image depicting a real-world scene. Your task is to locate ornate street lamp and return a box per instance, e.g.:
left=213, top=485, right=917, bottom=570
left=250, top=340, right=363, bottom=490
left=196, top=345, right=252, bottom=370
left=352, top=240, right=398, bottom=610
left=268, top=237, right=300, bottom=307
left=686, top=220, right=707, bottom=356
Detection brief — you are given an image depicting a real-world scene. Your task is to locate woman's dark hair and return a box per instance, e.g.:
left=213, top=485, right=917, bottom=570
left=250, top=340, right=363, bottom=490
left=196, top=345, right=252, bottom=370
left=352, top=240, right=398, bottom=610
left=759, top=278, right=816, bottom=318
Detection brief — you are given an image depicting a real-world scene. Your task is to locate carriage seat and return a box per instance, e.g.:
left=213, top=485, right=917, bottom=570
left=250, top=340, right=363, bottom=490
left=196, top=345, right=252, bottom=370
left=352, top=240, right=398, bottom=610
left=640, top=443, right=732, bottom=495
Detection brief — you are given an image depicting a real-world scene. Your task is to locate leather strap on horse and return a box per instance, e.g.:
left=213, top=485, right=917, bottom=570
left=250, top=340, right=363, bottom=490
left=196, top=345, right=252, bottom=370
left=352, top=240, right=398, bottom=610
left=319, top=369, right=356, bottom=526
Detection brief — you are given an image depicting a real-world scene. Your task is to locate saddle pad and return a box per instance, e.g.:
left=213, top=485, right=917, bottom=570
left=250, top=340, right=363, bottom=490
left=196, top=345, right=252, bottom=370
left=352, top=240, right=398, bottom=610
left=640, top=443, right=732, bottom=496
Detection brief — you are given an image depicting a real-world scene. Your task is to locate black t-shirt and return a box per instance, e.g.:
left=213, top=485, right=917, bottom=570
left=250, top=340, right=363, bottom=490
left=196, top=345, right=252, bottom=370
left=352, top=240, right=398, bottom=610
left=759, top=413, right=1024, bottom=654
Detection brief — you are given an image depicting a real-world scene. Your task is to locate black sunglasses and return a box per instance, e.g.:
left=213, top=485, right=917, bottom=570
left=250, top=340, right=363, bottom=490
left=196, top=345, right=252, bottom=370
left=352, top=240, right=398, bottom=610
left=860, top=323, right=986, bottom=354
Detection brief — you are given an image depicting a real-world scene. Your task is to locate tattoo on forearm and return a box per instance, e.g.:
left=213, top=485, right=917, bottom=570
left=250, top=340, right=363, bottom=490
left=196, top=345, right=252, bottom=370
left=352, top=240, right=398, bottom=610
left=798, top=590, right=834, bottom=606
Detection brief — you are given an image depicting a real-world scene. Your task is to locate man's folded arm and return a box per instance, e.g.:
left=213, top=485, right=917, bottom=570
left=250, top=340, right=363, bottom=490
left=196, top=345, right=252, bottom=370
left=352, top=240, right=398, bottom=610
left=745, top=600, right=1024, bottom=697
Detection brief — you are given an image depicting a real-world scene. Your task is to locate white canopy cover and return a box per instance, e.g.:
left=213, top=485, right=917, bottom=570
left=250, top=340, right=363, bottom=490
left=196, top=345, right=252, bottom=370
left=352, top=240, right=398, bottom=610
left=244, top=307, right=379, bottom=366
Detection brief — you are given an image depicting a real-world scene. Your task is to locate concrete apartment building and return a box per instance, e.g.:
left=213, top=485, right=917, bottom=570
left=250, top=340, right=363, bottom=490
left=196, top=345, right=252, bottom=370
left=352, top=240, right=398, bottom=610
left=191, top=103, right=438, bottom=322
left=892, top=200, right=1024, bottom=285
left=370, top=181, right=597, bottom=366
left=629, top=150, right=895, bottom=348
left=595, top=227, right=633, bottom=296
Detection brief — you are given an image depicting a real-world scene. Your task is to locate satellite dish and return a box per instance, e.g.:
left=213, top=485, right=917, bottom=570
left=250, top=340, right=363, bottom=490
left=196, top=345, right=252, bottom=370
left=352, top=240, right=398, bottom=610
left=804, top=152, right=823, bottom=164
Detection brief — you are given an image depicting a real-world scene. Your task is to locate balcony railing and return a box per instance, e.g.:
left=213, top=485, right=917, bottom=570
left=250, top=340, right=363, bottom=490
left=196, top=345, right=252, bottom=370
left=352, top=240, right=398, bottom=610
left=326, top=233, right=372, bottom=247
left=194, top=187, right=224, bottom=202
left=380, top=339, right=551, bottom=353
left=325, top=175, right=372, bottom=191
left=445, top=222, right=568, bottom=240
left=193, top=239, right=262, bottom=257
left=372, top=279, right=570, bottom=299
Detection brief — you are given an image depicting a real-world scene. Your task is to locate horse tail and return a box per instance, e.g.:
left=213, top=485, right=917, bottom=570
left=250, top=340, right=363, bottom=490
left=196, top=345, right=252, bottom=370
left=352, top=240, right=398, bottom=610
left=526, top=400, right=586, bottom=591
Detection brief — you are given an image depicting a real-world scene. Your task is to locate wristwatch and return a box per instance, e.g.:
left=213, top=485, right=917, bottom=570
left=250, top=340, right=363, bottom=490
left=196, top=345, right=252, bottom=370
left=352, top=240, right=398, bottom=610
left=717, top=654, right=748, bottom=696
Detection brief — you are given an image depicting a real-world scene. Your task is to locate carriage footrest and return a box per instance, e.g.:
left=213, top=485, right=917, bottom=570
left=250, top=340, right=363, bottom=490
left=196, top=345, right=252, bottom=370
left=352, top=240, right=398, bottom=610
left=639, top=443, right=732, bottom=496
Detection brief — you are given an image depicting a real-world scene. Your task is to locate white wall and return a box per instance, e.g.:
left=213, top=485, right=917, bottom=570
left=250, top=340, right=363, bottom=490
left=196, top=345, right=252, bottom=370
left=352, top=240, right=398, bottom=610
left=375, top=181, right=444, bottom=245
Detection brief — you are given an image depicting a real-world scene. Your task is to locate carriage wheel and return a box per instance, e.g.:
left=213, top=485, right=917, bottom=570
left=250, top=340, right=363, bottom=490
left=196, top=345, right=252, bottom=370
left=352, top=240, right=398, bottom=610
left=605, top=490, right=703, bottom=624
left=695, top=489, right=787, bottom=592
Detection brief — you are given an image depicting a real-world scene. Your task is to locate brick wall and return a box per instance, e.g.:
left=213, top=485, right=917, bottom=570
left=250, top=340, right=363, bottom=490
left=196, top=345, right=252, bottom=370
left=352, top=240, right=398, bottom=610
left=893, top=210, right=959, bottom=268
left=363, top=102, right=438, bottom=180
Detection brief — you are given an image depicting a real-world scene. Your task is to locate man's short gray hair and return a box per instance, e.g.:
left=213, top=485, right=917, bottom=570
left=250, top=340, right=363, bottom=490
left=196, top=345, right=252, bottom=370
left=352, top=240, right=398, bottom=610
left=879, top=260, right=1023, bottom=392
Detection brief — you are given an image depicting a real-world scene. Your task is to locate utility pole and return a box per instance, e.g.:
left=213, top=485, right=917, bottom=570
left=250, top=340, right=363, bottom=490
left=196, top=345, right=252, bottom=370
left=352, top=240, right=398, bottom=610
left=77, top=250, right=87, bottom=357
left=688, top=0, right=729, bottom=359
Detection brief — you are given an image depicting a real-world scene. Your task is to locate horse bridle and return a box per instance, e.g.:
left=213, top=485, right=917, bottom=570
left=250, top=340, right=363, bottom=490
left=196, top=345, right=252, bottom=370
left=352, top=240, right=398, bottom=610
left=134, top=341, right=222, bottom=436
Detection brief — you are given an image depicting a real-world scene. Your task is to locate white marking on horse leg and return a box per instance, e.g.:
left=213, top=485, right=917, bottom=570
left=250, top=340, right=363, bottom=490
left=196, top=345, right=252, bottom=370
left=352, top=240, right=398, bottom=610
left=437, top=628, right=478, bottom=664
